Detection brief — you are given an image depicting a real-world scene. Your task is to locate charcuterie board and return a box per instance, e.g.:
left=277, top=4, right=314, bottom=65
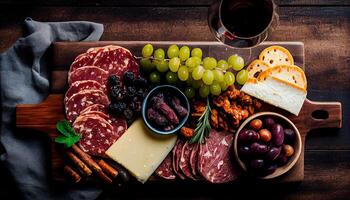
left=16, top=41, right=342, bottom=184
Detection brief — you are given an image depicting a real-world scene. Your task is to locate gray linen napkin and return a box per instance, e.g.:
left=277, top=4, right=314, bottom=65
left=0, top=18, right=103, bottom=200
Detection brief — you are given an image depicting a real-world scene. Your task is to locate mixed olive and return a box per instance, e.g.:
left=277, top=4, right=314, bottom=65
left=237, top=116, right=297, bottom=176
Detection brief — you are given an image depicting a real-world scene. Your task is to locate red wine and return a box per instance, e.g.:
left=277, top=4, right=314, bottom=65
left=221, top=0, right=273, bottom=38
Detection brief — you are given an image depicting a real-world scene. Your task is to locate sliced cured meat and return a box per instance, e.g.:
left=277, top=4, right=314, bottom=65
left=80, top=111, right=127, bottom=141
left=73, top=115, right=116, bottom=156
left=92, top=46, right=139, bottom=77
left=64, top=80, right=104, bottom=104
left=172, top=139, right=186, bottom=180
left=68, top=66, right=108, bottom=86
left=189, top=143, right=202, bottom=179
left=65, top=89, right=110, bottom=123
left=80, top=104, right=107, bottom=114
left=155, top=153, right=176, bottom=180
left=69, top=49, right=102, bottom=73
left=198, top=130, right=240, bottom=183
left=179, top=142, right=197, bottom=180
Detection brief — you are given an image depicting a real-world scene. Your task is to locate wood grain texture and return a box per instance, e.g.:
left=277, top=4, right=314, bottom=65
left=0, top=0, right=350, bottom=6
left=0, top=6, right=349, bottom=91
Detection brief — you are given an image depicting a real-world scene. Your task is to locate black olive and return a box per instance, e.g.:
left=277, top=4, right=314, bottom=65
left=108, top=75, right=121, bottom=86
left=123, top=72, right=135, bottom=84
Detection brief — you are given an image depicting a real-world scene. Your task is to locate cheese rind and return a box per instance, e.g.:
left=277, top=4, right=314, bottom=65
left=106, top=119, right=177, bottom=183
left=241, top=77, right=306, bottom=115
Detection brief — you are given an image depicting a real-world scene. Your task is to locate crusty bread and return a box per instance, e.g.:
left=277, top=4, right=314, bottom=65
left=247, top=60, right=271, bottom=79
left=257, top=65, right=307, bottom=91
left=259, top=46, right=294, bottom=67
left=241, top=76, right=306, bottom=115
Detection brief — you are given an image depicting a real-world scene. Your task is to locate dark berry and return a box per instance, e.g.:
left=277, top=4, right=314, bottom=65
left=137, top=88, right=146, bottom=98
left=108, top=102, right=127, bottom=116
left=134, top=76, right=148, bottom=88
left=123, top=72, right=135, bottom=84
left=123, top=108, right=134, bottom=120
left=130, top=96, right=142, bottom=112
left=108, top=75, right=121, bottom=86
left=110, top=86, right=124, bottom=100
left=126, top=86, right=137, bottom=97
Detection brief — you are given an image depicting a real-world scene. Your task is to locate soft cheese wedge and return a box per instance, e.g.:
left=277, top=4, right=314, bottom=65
left=106, top=119, right=177, bottom=183
left=241, top=76, right=306, bottom=115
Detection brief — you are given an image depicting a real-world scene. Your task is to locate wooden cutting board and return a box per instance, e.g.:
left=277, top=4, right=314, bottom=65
left=15, top=41, right=342, bottom=184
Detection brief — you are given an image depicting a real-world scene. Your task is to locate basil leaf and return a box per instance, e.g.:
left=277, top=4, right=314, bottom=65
left=54, top=135, right=69, bottom=144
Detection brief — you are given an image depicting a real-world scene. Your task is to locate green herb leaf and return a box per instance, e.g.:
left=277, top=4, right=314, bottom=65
left=55, top=120, right=81, bottom=148
left=189, top=98, right=211, bottom=144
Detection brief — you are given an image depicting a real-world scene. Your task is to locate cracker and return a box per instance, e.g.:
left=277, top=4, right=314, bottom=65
left=247, top=59, right=271, bottom=79
left=259, top=46, right=294, bottom=67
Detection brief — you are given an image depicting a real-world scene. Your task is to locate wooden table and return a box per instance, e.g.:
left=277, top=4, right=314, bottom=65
left=0, top=0, right=349, bottom=199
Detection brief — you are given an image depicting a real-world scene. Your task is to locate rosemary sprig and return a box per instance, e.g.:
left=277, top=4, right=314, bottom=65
left=189, top=98, right=211, bottom=144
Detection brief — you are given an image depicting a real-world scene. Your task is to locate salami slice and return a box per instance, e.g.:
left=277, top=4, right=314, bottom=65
left=155, top=153, right=176, bottom=180
left=179, top=142, right=198, bottom=180
left=80, top=104, right=106, bottom=114
left=65, top=89, right=110, bottom=123
left=172, top=139, right=186, bottom=180
left=73, top=115, right=115, bottom=156
left=80, top=111, right=127, bottom=140
left=64, top=80, right=104, bottom=104
left=92, top=46, right=139, bottom=77
left=68, top=66, right=108, bottom=86
left=198, top=130, right=240, bottom=183
left=189, top=143, right=202, bottom=179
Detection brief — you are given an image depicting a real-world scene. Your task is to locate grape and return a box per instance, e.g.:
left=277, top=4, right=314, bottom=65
left=186, top=74, right=193, bottom=85
left=169, top=57, right=180, bottom=72
left=165, top=71, right=178, bottom=84
left=203, top=57, right=217, bottom=70
left=202, top=70, right=214, bottom=85
left=178, top=65, right=189, bottom=81
left=217, top=59, right=229, bottom=70
left=142, top=44, right=153, bottom=58
left=192, top=80, right=202, bottom=89
left=156, top=60, right=169, bottom=73
left=210, top=82, right=221, bottom=96
left=154, top=48, right=165, bottom=60
left=149, top=72, right=161, bottom=83
left=220, top=81, right=228, bottom=91
left=179, top=46, right=190, bottom=61
left=213, top=69, right=224, bottom=82
left=236, top=69, right=248, bottom=85
left=199, top=85, right=210, bottom=98
left=167, top=44, right=179, bottom=58
left=228, top=54, right=245, bottom=71
left=184, top=87, right=195, bottom=99
left=186, top=57, right=200, bottom=69
left=192, top=65, right=204, bottom=80
left=191, top=48, right=203, bottom=58
left=224, top=71, right=235, bottom=85
left=140, top=58, right=155, bottom=72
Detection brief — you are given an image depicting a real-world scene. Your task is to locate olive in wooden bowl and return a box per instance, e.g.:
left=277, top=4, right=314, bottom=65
left=233, top=112, right=302, bottom=179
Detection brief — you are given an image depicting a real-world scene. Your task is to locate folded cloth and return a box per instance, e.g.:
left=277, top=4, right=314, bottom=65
left=0, top=18, right=103, bottom=200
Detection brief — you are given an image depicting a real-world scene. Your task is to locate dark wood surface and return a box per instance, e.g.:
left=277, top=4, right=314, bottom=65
left=1, top=0, right=350, bottom=199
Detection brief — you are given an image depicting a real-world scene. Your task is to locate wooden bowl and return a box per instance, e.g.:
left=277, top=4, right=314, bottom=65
left=234, top=112, right=302, bottom=179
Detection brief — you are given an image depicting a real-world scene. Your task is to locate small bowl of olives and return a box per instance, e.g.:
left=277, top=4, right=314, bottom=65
left=234, top=112, right=302, bottom=179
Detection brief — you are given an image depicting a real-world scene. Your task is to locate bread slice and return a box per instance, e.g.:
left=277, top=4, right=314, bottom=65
left=258, top=65, right=307, bottom=91
left=241, top=76, right=306, bottom=115
left=247, top=60, right=271, bottom=79
left=259, top=46, right=294, bottom=67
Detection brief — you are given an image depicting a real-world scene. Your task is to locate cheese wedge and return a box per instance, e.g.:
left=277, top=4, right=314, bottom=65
left=241, top=76, right=306, bottom=115
left=106, top=119, right=177, bottom=183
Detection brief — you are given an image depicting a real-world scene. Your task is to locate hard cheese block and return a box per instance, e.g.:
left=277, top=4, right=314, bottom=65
left=106, top=119, right=177, bottom=183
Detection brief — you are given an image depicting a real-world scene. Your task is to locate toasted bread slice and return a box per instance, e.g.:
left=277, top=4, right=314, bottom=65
left=259, top=46, right=294, bottom=67
left=257, top=65, right=307, bottom=91
left=241, top=76, right=306, bottom=115
left=247, top=60, right=271, bottom=79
